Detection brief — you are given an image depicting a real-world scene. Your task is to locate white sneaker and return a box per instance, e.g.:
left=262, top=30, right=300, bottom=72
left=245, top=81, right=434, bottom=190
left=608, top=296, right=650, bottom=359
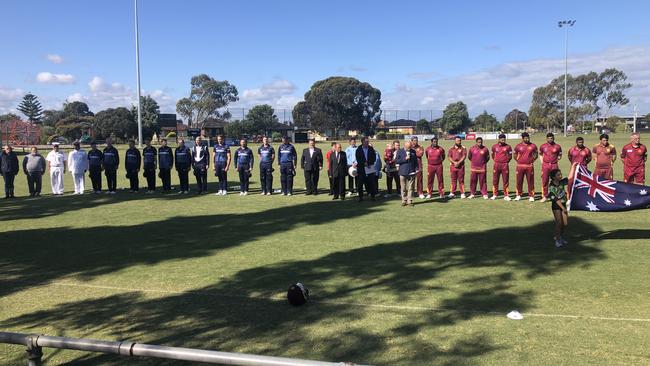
left=266, top=192, right=271, bottom=196
left=468, top=194, right=475, bottom=199
left=260, top=191, right=265, bottom=195
left=346, top=192, right=352, bottom=197
left=483, top=195, right=489, bottom=200
left=288, top=193, right=292, bottom=196
left=282, top=193, right=287, bottom=196
left=540, top=197, right=547, bottom=203
left=490, top=195, right=497, bottom=200
left=448, top=193, right=455, bottom=198
left=243, top=191, right=248, bottom=196
left=460, top=193, right=466, bottom=199
left=504, top=196, right=512, bottom=201
left=419, top=194, right=425, bottom=199
left=425, top=194, right=431, bottom=199
left=239, top=192, right=244, bottom=196
left=529, top=197, right=535, bottom=202
left=514, top=195, right=521, bottom=201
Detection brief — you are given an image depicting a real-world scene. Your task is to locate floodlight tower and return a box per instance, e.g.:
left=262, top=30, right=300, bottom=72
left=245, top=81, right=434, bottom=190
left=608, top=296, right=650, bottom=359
left=558, top=20, right=576, bottom=137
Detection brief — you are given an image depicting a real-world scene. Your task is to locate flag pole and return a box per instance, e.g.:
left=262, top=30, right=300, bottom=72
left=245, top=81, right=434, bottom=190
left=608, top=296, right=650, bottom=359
left=134, top=0, right=143, bottom=147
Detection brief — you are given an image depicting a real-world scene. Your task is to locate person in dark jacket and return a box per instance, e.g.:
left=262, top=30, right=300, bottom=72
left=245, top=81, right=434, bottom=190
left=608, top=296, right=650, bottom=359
left=125, top=140, right=141, bottom=192
left=355, top=136, right=377, bottom=201
left=87, top=141, right=103, bottom=193
left=22, top=146, right=46, bottom=197
left=234, top=138, right=254, bottom=195
left=175, top=138, right=192, bottom=194
left=328, top=143, right=348, bottom=200
left=213, top=135, right=231, bottom=195
left=278, top=136, right=297, bottom=196
left=103, top=138, right=120, bottom=194
left=192, top=136, right=210, bottom=194
left=1, top=144, right=19, bottom=198
left=158, top=138, right=173, bottom=192
left=396, top=140, right=418, bottom=206
left=301, top=138, right=323, bottom=195
left=142, top=138, right=157, bottom=193
left=258, top=136, right=275, bottom=195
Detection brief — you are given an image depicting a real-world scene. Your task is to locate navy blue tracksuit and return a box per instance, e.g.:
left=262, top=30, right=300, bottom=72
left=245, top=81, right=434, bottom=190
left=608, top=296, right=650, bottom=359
left=175, top=145, right=191, bottom=192
left=278, top=143, right=297, bottom=195
left=258, top=145, right=275, bottom=194
left=234, top=147, right=254, bottom=193
left=143, top=146, right=157, bottom=191
left=158, top=146, right=173, bottom=191
left=103, top=146, right=120, bottom=192
left=192, top=145, right=209, bottom=193
left=213, top=143, right=230, bottom=192
left=125, top=147, right=141, bottom=191
left=87, top=149, right=103, bottom=192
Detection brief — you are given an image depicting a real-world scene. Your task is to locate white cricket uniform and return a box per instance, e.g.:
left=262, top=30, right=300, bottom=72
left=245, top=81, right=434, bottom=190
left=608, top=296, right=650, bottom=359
left=68, top=149, right=89, bottom=194
left=46, top=150, right=67, bottom=194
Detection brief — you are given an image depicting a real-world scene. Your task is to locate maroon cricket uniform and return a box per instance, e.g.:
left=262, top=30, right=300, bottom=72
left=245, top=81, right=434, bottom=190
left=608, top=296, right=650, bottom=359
left=414, top=144, right=424, bottom=196
left=425, top=145, right=445, bottom=196
left=491, top=143, right=512, bottom=196
left=468, top=145, right=490, bottom=196
left=621, top=143, right=647, bottom=184
left=448, top=145, right=467, bottom=194
left=592, top=144, right=616, bottom=180
left=514, top=142, right=538, bottom=197
left=568, top=146, right=591, bottom=166
left=540, top=142, right=562, bottom=198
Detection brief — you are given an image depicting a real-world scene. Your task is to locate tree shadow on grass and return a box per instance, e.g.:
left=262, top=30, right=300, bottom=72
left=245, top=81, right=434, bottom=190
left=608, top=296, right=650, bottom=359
left=1, top=217, right=628, bottom=365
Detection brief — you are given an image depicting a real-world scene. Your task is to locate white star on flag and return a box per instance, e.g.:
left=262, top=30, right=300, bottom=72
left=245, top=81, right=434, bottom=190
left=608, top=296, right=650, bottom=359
left=586, top=201, right=600, bottom=211
left=624, top=199, right=632, bottom=206
left=640, top=189, right=647, bottom=196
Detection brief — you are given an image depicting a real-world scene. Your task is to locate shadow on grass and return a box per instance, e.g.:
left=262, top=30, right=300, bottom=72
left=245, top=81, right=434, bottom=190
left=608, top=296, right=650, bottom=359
left=1, top=217, right=628, bottom=364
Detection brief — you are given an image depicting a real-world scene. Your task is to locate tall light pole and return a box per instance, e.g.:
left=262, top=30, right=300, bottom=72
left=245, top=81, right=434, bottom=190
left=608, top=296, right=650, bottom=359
left=134, top=0, right=143, bottom=147
left=558, top=20, right=576, bottom=137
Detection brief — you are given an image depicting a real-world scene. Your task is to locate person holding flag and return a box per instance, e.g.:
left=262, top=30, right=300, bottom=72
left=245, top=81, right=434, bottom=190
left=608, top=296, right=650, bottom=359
left=514, top=132, right=538, bottom=201
left=567, top=137, right=591, bottom=166
left=547, top=168, right=569, bottom=248
left=592, top=133, right=616, bottom=180
left=491, top=134, right=512, bottom=200
left=539, top=133, right=562, bottom=202
left=620, top=133, right=647, bottom=184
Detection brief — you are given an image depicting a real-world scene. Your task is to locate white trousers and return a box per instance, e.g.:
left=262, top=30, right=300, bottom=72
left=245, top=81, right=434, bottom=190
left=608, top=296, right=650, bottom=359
left=50, top=167, right=64, bottom=194
left=72, top=172, right=85, bottom=193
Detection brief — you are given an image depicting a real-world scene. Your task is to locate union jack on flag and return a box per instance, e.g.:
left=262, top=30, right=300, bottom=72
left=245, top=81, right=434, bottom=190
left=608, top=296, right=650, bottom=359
left=569, top=164, right=650, bottom=212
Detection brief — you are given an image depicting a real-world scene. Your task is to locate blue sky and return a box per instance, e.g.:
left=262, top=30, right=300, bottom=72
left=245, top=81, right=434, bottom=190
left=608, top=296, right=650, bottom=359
left=1, top=0, right=649, bottom=119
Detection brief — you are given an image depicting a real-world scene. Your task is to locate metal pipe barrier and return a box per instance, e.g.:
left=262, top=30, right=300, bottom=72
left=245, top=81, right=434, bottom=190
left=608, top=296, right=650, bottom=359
left=1, top=332, right=368, bottom=366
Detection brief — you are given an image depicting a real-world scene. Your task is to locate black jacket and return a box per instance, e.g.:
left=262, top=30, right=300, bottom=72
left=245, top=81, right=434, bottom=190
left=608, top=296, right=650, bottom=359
left=301, top=147, right=323, bottom=171
left=396, top=148, right=418, bottom=176
left=355, top=145, right=377, bottom=175
left=191, top=145, right=210, bottom=170
left=328, top=151, right=348, bottom=178
left=1, top=151, right=19, bottom=175
left=125, top=148, right=142, bottom=171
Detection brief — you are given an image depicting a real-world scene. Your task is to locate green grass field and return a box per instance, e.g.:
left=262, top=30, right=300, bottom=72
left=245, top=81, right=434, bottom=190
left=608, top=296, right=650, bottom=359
left=1, top=133, right=649, bottom=365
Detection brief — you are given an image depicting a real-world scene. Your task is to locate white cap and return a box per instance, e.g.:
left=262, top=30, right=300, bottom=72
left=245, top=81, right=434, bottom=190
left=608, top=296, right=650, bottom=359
left=52, top=142, right=60, bottom=146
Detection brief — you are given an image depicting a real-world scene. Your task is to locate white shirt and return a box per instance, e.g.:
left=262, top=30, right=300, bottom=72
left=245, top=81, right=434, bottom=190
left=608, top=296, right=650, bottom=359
left=68, top=149, right=89, bottom=174
left=309, top=148, right=314, bottom=157
left=46, top=150, right=66, bottom=168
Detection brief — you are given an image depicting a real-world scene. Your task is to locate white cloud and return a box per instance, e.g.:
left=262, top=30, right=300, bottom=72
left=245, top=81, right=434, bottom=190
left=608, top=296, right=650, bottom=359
left=46, top=54, right=64, bottom=64
left=237, top=79, right=299, bottom=109
left=36, top=72, right=75, bottom=84
left=385, top=46, right=650, bottom=118
left=0, top=86, right=25, bottom=114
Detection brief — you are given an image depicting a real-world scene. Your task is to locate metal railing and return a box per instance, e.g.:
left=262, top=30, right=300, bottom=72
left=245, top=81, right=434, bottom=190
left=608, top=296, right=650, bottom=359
left=0, top=332, right=368, bottom=366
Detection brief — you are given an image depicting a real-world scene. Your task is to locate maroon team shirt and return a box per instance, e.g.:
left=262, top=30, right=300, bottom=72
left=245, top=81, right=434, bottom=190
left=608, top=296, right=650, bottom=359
left=540, top=142, right=562, bottom=164
left=568, top=146, right=591, bottom=165
left=468, top=145, right=490, bottom=170
left=491, top=143, right=512, bottom=164
left=621, top=143, right=648, bottom=168
left=425, top=146, right=445, bottom=165
left=593, top=144, right=616, bottom=169
left=448, top=145, right=467, bottom=166
left=515, top=142, right=538, bottom=165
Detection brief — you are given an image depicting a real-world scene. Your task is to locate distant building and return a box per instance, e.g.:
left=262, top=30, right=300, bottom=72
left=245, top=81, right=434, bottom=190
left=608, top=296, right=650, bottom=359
left=199, top=118, right=227, bottom=139
left=386, top=119, right=417, bottom=134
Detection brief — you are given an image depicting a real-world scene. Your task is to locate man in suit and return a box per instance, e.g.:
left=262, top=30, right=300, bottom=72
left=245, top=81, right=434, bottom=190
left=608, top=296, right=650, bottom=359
left=301, top=138, right=323, bottom=195
left=396, top=140, right=418, bottom=207
left=328, top=143, right=347, bottom=200
left=355, top=136, right=377, bottom=201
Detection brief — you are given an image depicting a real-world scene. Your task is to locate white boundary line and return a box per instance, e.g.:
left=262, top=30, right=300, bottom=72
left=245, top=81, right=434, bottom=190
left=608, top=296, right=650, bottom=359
left=49, top=281, right=650, bottom=323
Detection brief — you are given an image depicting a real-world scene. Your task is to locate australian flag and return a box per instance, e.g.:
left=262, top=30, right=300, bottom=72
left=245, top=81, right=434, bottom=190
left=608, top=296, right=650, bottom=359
left=569, top=164, right=650, bottom=212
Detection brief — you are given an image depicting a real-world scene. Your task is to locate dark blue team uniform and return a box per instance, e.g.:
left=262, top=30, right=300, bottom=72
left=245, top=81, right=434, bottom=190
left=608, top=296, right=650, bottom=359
left=213, top=143, right=230, bottom=192
left=278, top=143, right=297, bottom=195
left=125, top=147, right=141, bottom=192
left=87, top=148, right=103, bottom=192
left=103, top=146, right=120, bottom=192
left=158, top=146, right=173, bottom=191
left=142, top=146, right=157, bottom=191
left=234, top=147, right=254, bottom=193
left=258, top=145, right=275, bottom=194
left=175, top=145, right=191, bottom=192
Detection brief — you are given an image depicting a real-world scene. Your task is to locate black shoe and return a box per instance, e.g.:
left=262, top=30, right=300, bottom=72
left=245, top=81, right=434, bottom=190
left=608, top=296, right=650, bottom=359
left=332, top=196, right=338, bottom=200
left=341, top=196, right=345, bottom=200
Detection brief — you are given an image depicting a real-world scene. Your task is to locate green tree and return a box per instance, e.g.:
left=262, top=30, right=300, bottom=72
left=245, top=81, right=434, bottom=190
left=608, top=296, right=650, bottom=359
left=294, top=76, right=381, bottom=134
left=226, top=120, right=245, bottom=138
left=292, top=101, right=310, bottom=128
left=472, top=110, right=498, bottom=132
left=55, top=116, right=93, bottom=141
left=131, top=95, right=161, bottom=138
left=41, top=109, right=66, bottom=127
left=94, top=107, right=136, bottom=140
left=440, top=101, right=471, bottom=134
left=415, top=118, right=432, bottom=133
left=63, top=101, right=94, bottom=117
left=503, top=109, right=529, bottom=131
left=17, top=93, right=43, bottom=123
left=0, top=113, right=20, bottom=122
left=244, top=104, right=279, bottom=135
left=176, top=74, right=239, bottom=127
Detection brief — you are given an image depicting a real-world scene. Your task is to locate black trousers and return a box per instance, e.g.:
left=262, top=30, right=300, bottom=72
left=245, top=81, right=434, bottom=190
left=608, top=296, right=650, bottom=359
left=194, top=168, right=207, bottom=193
left=159, top=168, right=171, bottom=191
left=238, top=169, right=250, bottom=192
left=127, top=170, right=139, bottom=191
left=105, top=168, right=117, bottom=192
left=280, top=163, right=294, bottom=194
left=144, top=168, right=156, bottom=191
left=89, top=168, right=102, bottom=191
left=26, top=172, right=42, bottom=195
left=329, top=175, right=334, bottom=195
left=332, top=175, right=345, bottom=198
left=357, top=173, right=377, bottom=199
left=215, top=164, right=227, bottom=191
left=347, top=171, right=357, bottom=193
left=178, top=168, right=189, bottom=191
left=260, top=163, right=273, bottom=193
left=3, top=173, right=15, bottom=196
left=304, top=169, right=319, bottom=194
